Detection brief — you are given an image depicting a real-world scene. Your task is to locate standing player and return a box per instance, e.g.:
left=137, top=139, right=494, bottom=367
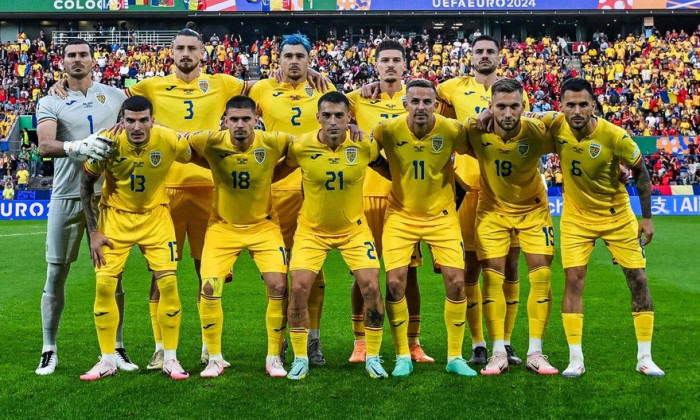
left=186, top=96, right=293, bottom=378
left=248, top=33, right=335, bottom=365
left=534, top=79, right=663, bottom=377
left=372, top=79, right=475, bottom=377
left=79, top=96, right=190, bottom=381
left=437, top=35, right=528, bottom=365
left=35, top=39, right=135, bottom=375
left=276, top=92, right=388, bottom=380
left=125, top=26, right=246, bottom=369
left=346, top=40, right=433, bottom=364
left=464, top=79, right=558, bottom=375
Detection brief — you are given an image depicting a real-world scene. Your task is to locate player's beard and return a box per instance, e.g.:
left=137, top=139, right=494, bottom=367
left=496, top=118, right=519, bottom=133
left=176, top=60, right=198, bottom=75
left=568, top=115, right=589, bottom=130
left=382, top=75, right=398, bottom=83
left=67, top=65, right=90, bottom=80
left=475, top=63, right=496, bottom=75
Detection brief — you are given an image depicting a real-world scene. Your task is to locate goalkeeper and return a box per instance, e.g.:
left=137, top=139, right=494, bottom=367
left=34, top=38, right=137, bottom=376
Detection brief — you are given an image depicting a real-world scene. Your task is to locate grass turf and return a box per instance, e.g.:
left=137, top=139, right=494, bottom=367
left=0, top=217, right=698, bottom=419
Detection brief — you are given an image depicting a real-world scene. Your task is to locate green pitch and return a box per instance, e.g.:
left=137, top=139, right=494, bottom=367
left=1, top=217, right=698, bottom=419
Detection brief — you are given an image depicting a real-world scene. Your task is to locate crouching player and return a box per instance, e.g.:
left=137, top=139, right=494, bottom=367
left=79, top=96, right=190, bottom=380
left=187, top=96, right=293, bottom=378
left=276, top=92, right=388, bottom=380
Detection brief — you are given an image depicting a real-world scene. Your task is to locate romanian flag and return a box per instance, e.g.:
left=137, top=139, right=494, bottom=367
left=128, top=0, right=150, bottom=5
left=151, top=0, right=174, bottom=5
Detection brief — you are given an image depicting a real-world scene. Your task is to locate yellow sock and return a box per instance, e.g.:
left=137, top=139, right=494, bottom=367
left=465, top=282, right=484, bottom=344
left=308, top=270, right=325, bottom=330
left=633, top=311, right=654, bottom=342
left=156, top=273, right=182, bottom=351
left=94, top=275, right=119, bottom=354
left=386, top=297, right=410, bottom=356
left=503, top=280, right=520, bottom=342
left=482, top=268, right=506, bottom=341
left=365, top=327, right=383, bottom=358
left=352, top=314, right=365, bottom=341
left=266, top=295, right=286, bottom=356
left=407, top=315, right=421, bottom=344
left=527, top=267, right=552, bottom=340
left=290, top=328, right=308, bottom=358
left=444, top=298, right=467, bottom=359
left=562, top=313, right=584, bottom=345
left=199, top=296, right=222, bottom=356
left=149, top=300, right=162, bottom=345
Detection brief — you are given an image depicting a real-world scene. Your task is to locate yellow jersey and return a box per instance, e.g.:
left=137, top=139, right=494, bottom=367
left=127, top=73, right=245, bottom=188
left=284, top=130, right=378, bottom=234
left=248, top=78, right=336, bottom=191
left=346, top=86, right=407, bottom=197
left=84, top=125, right=191, bottom=213
left=187, top=129, right=293, bottom=227
left=438, top=76, right=530, bottom=189
left=372, top=114, right=468, bottom=219
left=535, top=112, right=642, bottom=221
left=465, top=117, right=553, bottom=214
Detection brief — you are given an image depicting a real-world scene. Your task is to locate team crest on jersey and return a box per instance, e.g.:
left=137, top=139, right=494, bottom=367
left=198, top=80, right=210, bottom=93
left=254, top=148, right=266, bottom=164
left=95, top=92, right=106, bottom=105
left=304, top=85, right=315, bottom=98
left=589, top=143, right=602, bottom=159
left=431, top=136, right=444, bottom=152
left=345, top=147, right=358, bottom=164
left=518, top=142, right=530, bottom=157
left=150, top=151, right=162, bottom=167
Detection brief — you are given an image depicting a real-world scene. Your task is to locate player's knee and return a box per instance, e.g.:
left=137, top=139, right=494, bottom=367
left=200, top=277, right=224, bottom=299
left=290, top=278, right=311, bottom=300
left=267, top=279, right=287, bottom=297
left=385, top=277, right=404, bottom=301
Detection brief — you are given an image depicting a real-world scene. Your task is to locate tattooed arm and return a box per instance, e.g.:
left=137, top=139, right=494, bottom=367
left=81, top=170, right=114, bottom=268
left=631, top=158, right=654, bottom=246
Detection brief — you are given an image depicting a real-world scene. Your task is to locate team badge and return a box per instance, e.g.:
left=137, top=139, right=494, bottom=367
left=518, top=142, right=530, bottom=157
left=431, top=136, right=444, bottom=152
left=304, top=85, right=315, bottom=98
left=150, top=151, right=162, bottom=167
left=95, top=92, right=106, bottom=105
left=345, top=147, right=358, bottom=164
left=589, top=143, right=602, bottom=159
left=198, top=80, right=210, bottom=93
left=254, top=148, right=266, bottom=164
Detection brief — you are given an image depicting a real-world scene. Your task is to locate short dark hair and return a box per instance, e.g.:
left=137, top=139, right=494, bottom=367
left=405, top=78, right=437, bottom=95
left=473, top=35, right=500, bottom=50
left=121, top=95, right=153, bottom=116
left=175, top=22, right=203, bottom=42
left=492, top=78, right=524, bottom=96
left=225, top=95, right=256, bottom=113
left=375, top=40, right=406, bottom=61
left=63, top=38, right=93, bottom=58
left=560, top=78, right=594, bottom=100
left=317, top=91, right=349, bottom=110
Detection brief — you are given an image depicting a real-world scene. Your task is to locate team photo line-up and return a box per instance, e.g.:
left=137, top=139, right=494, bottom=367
left=35, top=26, right=663, bottom=382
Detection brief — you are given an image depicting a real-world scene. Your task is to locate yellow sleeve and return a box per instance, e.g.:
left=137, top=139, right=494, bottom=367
left=223, top=74, right=246, bottom=97
left=368, top=133, right=379, bottom=162
left=186, top=130, right=213, bottom=157
left=615, top=133, right=643, bottom=167
left=454, top=122, right=469, bottom=155
left=174, top=132, right=192, bottom=163
left=84, top=158, right=105, bottom=177
left=277, top=132, right=294, bottom=156
left=284, top=139, right=299, bottom=168
left=248, top=82, right=263, bottom=114
left=529, top=111, right=558, bottom=129
left=127, top=78, right=150, bottom=97
left=371, top=122, right=384, bottom=148
left=523, top=90, right=531, bottom=111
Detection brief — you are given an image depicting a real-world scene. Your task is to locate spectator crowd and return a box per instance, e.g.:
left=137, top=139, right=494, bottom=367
left=1, top=24, right=699, bottom=197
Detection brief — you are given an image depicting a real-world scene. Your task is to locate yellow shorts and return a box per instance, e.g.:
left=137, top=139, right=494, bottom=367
left=271, top=190, right=303, bottom=249
left=560, top=207, right=646, bottom=269
left=167, top=187, right=213, bottom=260
left=200, top=217, right=287, bottom=278
left=475, top=205, right=555, bottom=260
left=364, top=195, right=422, bottom=267
left=382, top=207, right=464, bottom=272
left=96, top=205, right=177, bottom=276
left=289, top=220, right=380, bottom=274
left=459, top=190, right=519, bottom=252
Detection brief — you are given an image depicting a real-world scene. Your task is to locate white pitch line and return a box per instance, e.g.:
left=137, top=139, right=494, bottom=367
left=0, top=231, right=46, bottom=237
